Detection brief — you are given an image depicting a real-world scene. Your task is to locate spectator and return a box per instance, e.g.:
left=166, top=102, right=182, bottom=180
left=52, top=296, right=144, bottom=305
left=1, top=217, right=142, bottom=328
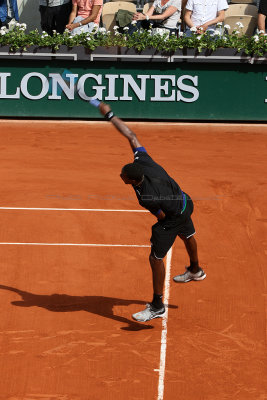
left=258, top=0, right=267, bottom=33
left=129, top=0, right=181, bottom=35
left=184, top=0, right=228, bottom=35
left=66, top=0, right=103, bottom=35
left=0, top=0, right=19, bottom=28
left=180, top=0, right=188, bottom=31
left=39, top=0, right=71, bottom=35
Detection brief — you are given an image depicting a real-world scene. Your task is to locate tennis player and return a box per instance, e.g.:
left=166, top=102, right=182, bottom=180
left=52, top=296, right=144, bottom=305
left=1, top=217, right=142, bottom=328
left=98, top=102, right=206, bottom=322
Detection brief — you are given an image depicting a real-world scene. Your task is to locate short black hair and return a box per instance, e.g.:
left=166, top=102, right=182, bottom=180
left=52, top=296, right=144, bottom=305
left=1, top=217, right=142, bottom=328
left=122, top=163, right=144, bottom=181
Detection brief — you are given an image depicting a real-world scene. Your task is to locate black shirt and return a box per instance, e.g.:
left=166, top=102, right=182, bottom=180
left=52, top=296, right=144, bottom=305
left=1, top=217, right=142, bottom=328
left=259, top=0, right=267, bottom=16
left=132, top=147, right=185, bottom=218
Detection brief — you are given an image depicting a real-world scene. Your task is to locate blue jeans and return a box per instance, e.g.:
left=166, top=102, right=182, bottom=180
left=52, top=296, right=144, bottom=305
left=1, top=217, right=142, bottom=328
left=128, top=20, right=177, bottom=35
left=70, top=16, right=98, bottom=35
left=185, top=26, right=223, bottom=37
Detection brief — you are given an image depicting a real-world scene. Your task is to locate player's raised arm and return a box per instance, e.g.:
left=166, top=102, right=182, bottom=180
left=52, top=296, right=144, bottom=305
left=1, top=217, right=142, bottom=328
left=99, top=102, right=142, bottom=151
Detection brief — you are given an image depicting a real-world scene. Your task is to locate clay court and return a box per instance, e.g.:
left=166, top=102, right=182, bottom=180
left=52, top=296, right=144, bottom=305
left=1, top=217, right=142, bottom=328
left=0, top=120, right=266, bottom=400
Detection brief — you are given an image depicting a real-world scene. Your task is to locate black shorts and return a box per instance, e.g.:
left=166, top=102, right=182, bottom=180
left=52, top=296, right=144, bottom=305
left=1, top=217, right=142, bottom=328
left=150, top=194, right=195, bottom=259
left=39, top=2, right=71, bottom=35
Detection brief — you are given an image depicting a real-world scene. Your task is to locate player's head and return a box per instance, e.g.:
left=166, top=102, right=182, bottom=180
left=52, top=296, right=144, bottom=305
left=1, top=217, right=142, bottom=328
left=120, top=163, right=144, bottom=185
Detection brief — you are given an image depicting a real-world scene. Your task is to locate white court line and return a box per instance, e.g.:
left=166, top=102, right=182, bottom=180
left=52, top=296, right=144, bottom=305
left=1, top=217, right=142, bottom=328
left=157, top=247, right=173, bottom=400
left=0, top=207, right=149, bottom=212
left=0, top=242, right=150, bottom=247
left=1, top=119, right=266, bottom=128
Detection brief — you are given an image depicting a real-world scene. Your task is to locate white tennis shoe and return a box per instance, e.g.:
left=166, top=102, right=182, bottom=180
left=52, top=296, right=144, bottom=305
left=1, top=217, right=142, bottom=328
left=132, top=303, right=165, bottom=322
left=173, top=267, right=206, bottom=283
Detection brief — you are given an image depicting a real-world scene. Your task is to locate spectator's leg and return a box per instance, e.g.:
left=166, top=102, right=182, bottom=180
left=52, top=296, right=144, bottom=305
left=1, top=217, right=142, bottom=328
left=54, top=1, right=72, bottom=34
left=87, top=21, right=98, bottom=33
left=127, top=19, right=150, bottom=35
left=169, top=27, right=178, bottom=37
left=39, top=5, right=53, bottom=35
left=70, top=16, right=98, bottom=35
left=184, top=27, right=193, bottom=36
left=50, top=6, right=58, bottom=33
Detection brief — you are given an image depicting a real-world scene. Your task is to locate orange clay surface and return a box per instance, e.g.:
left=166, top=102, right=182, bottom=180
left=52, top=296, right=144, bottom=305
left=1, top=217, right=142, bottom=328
left=0, top=120, right=266, bottom=400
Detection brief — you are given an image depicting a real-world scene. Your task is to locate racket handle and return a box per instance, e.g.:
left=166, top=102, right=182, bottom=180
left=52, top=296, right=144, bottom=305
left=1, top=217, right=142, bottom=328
left=89, top=99, right=101, bottom=108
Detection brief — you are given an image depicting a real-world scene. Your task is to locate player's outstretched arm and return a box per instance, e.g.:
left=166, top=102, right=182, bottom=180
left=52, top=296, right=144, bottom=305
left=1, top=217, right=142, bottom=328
left=99, top=102, right=142, bottom=151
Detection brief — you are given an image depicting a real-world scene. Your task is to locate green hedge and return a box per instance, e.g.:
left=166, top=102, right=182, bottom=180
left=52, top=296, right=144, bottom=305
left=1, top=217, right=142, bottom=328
left=0, top=22, right=267, bottom=56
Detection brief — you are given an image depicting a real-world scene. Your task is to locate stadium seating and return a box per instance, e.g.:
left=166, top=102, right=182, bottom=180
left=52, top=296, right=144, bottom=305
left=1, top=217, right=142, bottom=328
left=142, top=2, right=153, bottom=13
left=224, top=3, right=258, bottom=36
left=102, top=1, right=136, bottom=32
left=225, top=3, right=258, bottom=18
left=224, top=14, right=257, bottom=35
left=230, top=0, right=255, bottom=4
left=108, top=0, right=144, bottom=11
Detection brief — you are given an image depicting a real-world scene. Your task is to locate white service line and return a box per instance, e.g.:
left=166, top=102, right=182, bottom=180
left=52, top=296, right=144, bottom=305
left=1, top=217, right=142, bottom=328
left=157, top=247, right=173, bottom=400
left=1, top=119, right=263, bottom=128
left=0, top=207, right=149, bottom=212
left=0, top=242, right=150, bottom=247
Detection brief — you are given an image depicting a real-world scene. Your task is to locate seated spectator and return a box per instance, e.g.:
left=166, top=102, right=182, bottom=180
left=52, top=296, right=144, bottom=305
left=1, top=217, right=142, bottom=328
left=39, top=0, right=71, bottom=35
left=0, top=0, right=19, bottom=28
left=258, top=0, right=267, bottom=33
left=66, top=0, right=103, bottom=35
left=180, top=0, right=188, bottom=31
left=129, top=0, right=181, bottom=35
left=184, top=0, right=228, bottom=36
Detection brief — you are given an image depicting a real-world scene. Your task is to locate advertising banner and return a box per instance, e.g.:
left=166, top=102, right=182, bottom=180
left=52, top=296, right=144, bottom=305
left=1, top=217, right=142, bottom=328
left=0, top=59, right=267, bottom=120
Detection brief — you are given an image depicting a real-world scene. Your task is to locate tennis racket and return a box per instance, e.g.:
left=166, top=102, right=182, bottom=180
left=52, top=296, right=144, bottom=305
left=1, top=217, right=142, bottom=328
left=49, top=69, right=101, bottom=108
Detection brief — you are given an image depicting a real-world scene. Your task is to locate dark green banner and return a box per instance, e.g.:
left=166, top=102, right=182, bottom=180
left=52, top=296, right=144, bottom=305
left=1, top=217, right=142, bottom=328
left=0, top=59, right=267, bottom=120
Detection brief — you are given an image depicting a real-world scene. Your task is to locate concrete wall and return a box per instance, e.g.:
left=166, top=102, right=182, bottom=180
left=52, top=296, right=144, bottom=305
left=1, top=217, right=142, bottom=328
left=18, top=0, right=42, bottom=32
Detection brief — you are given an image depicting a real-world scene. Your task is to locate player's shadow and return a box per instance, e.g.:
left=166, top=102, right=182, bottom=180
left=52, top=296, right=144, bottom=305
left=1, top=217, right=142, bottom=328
left=0, top=284, right=177, bottom=331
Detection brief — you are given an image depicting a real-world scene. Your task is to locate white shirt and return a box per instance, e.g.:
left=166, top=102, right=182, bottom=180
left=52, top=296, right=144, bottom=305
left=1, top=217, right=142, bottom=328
left=39, top=0, right=70, bottom=6
left=152, top=0, right=181, bottom=29
left=186, top=0, right=228, bottom=27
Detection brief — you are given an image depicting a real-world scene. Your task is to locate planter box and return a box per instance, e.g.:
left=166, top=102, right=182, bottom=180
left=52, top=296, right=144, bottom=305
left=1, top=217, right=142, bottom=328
left=0, top=44, right=79, bottom=60
left=118, top=47, right=170, bottom=62
left=0, top=44, right=266, bottom=63
left=170, top=47, right=253, bottom=63
left=88, top=46, right=119, bottom=61
left=0, top=44, right=120, bottom=61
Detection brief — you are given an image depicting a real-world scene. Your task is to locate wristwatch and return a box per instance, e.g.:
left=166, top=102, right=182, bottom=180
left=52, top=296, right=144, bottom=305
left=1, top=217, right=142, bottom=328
left=145, top=14, right=149, bottom=20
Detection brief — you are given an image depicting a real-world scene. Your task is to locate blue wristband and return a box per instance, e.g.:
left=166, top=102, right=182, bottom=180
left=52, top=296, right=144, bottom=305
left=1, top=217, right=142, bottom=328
left=89, top=99, right=100, bottom=108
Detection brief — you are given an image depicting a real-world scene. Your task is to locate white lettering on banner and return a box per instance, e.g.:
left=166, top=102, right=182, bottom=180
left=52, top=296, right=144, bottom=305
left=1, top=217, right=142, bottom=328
left=177, top=75, right=199, bottom=103
left=105, top=75, right=119, bottom=100
left=77, top=74, right=105, bottom=101
left=48, top=73, right=78, bottom=100
left=151, top=75, right=176, bottom=101
left=0, top=72, right=200, bottom=102
left=21, top=72, right=49, bottom=100
left=0, top=73, right=20, bottom=99
left=120, top=74, right=149, bottom=101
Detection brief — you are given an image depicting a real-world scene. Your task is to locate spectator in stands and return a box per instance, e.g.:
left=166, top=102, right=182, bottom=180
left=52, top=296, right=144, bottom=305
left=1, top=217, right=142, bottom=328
left=39, top=0, right=71, bottom=35
left=66, top=0, right=103, bottom=35
left=128, top=0, right=181, bottom=35
left=180, top=0, right=188, bottom=31
left=184, top=0, right=228, bottom=35
left=258, top=0, right=267, bottom=33
left=0, top=0, right=19, bottom=28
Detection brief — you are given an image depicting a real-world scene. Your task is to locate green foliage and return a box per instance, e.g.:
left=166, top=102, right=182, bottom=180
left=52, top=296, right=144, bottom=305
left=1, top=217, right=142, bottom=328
left=1, top=22, right=267, bottom=56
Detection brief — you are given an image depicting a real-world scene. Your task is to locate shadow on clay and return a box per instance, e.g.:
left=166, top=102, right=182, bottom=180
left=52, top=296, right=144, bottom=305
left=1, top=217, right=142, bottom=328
left=0, top=284, right=178, bottom=332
